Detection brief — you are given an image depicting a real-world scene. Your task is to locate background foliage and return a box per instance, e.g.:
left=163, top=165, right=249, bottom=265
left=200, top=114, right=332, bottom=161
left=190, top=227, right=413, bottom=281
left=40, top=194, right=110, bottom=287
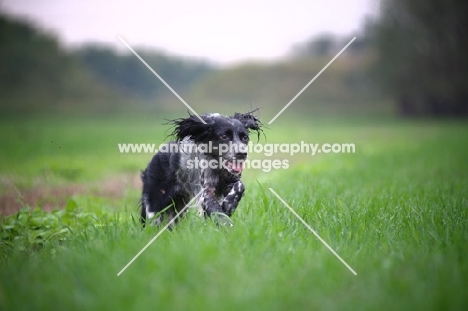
left=373, top=0, right=468, bottom=116
left=2, top=0, right=468, bottom=117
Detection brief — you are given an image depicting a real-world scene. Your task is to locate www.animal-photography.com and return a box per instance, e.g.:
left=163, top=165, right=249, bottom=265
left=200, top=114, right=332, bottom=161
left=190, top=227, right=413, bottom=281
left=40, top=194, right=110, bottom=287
left=1, top=1, right=467, bottom=310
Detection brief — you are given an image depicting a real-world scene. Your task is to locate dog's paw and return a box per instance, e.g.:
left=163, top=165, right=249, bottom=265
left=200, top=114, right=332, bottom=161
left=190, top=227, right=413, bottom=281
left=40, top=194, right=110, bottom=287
left=210, top=212, right=233, bottom=227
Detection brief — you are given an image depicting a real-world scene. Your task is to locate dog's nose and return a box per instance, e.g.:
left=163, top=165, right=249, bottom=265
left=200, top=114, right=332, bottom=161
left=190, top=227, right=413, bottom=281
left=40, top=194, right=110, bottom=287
left=235, top=152, right=247, bottom=160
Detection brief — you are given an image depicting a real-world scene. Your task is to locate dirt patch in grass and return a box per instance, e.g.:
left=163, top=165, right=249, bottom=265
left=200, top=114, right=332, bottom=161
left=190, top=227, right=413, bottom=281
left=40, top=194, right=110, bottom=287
left=0, top=174, right=142, bottom=216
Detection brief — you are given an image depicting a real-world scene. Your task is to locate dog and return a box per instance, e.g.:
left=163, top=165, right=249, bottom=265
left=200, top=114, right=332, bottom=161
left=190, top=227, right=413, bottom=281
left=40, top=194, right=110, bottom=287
left=140, top=111, right=262, bottom=226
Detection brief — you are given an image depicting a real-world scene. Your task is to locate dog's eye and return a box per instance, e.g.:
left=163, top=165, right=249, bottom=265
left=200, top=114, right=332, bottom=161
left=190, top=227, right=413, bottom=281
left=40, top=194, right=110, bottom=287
left=241, top=135, right=249, bottom=142
left=220, top=134, right=228, bottom=140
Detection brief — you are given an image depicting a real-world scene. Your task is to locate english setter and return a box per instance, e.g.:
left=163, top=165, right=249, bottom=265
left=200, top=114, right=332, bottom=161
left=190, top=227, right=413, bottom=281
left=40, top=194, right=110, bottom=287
left=140, top=111, right=262, bottom=226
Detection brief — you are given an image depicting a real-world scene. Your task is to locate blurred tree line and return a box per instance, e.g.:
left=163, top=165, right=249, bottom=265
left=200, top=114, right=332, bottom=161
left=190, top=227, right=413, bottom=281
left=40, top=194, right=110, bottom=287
left=73, top=46, right=212, bottom=99
left=372, top=0, right=468, bottom=116
left=1, top=0, right=467, bottom=117
left=0, top=13, right=113, bottom=114
left=187, top=50, right=379, bottom=117
left=0, top=13, right=213, bottom=114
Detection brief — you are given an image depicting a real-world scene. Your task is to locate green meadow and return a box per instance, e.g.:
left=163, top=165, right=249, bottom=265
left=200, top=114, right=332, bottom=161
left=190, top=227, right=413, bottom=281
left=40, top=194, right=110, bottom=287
left=0, top=114, right=467, bottom=310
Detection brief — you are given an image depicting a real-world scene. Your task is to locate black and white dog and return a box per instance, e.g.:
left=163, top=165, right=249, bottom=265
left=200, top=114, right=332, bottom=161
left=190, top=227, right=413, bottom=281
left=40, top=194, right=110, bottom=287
left=140, top=111, right=262, bottom=226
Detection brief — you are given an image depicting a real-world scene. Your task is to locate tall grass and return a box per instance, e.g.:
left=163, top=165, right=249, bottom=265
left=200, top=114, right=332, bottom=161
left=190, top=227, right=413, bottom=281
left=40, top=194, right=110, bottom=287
left=0, top=115, right=467, bottom=310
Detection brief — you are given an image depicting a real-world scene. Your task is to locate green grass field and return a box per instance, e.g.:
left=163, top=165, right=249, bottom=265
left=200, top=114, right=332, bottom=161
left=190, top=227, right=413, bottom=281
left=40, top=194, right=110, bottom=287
left=1, top=114, right=467, bottom=310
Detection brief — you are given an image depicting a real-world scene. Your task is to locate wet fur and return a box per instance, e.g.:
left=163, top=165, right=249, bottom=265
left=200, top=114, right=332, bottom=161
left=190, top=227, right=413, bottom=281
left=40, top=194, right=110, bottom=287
left=140, top=111, right=262, bottom=226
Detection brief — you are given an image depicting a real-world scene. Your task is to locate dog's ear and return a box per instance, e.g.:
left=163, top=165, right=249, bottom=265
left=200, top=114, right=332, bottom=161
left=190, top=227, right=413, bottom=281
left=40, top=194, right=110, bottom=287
left=170, top=114, right=213, bottom=143
left=232, top=111, right=263, bottom=139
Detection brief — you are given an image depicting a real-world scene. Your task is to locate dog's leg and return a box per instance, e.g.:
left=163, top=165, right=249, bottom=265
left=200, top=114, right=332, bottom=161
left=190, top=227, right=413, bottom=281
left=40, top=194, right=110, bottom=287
left=201, top=187, right=225, bottom=216
left=221, top=181, right=245, bottom=216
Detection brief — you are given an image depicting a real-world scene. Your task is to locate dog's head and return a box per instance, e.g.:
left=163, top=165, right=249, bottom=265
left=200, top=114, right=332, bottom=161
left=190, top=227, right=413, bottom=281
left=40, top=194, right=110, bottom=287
left=171, top=111, right=263, bottom=174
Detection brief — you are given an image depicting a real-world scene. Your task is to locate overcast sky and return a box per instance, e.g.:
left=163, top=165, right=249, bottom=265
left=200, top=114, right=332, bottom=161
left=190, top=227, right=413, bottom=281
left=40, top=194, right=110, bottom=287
left=1, top=0, right=378, bottom=66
